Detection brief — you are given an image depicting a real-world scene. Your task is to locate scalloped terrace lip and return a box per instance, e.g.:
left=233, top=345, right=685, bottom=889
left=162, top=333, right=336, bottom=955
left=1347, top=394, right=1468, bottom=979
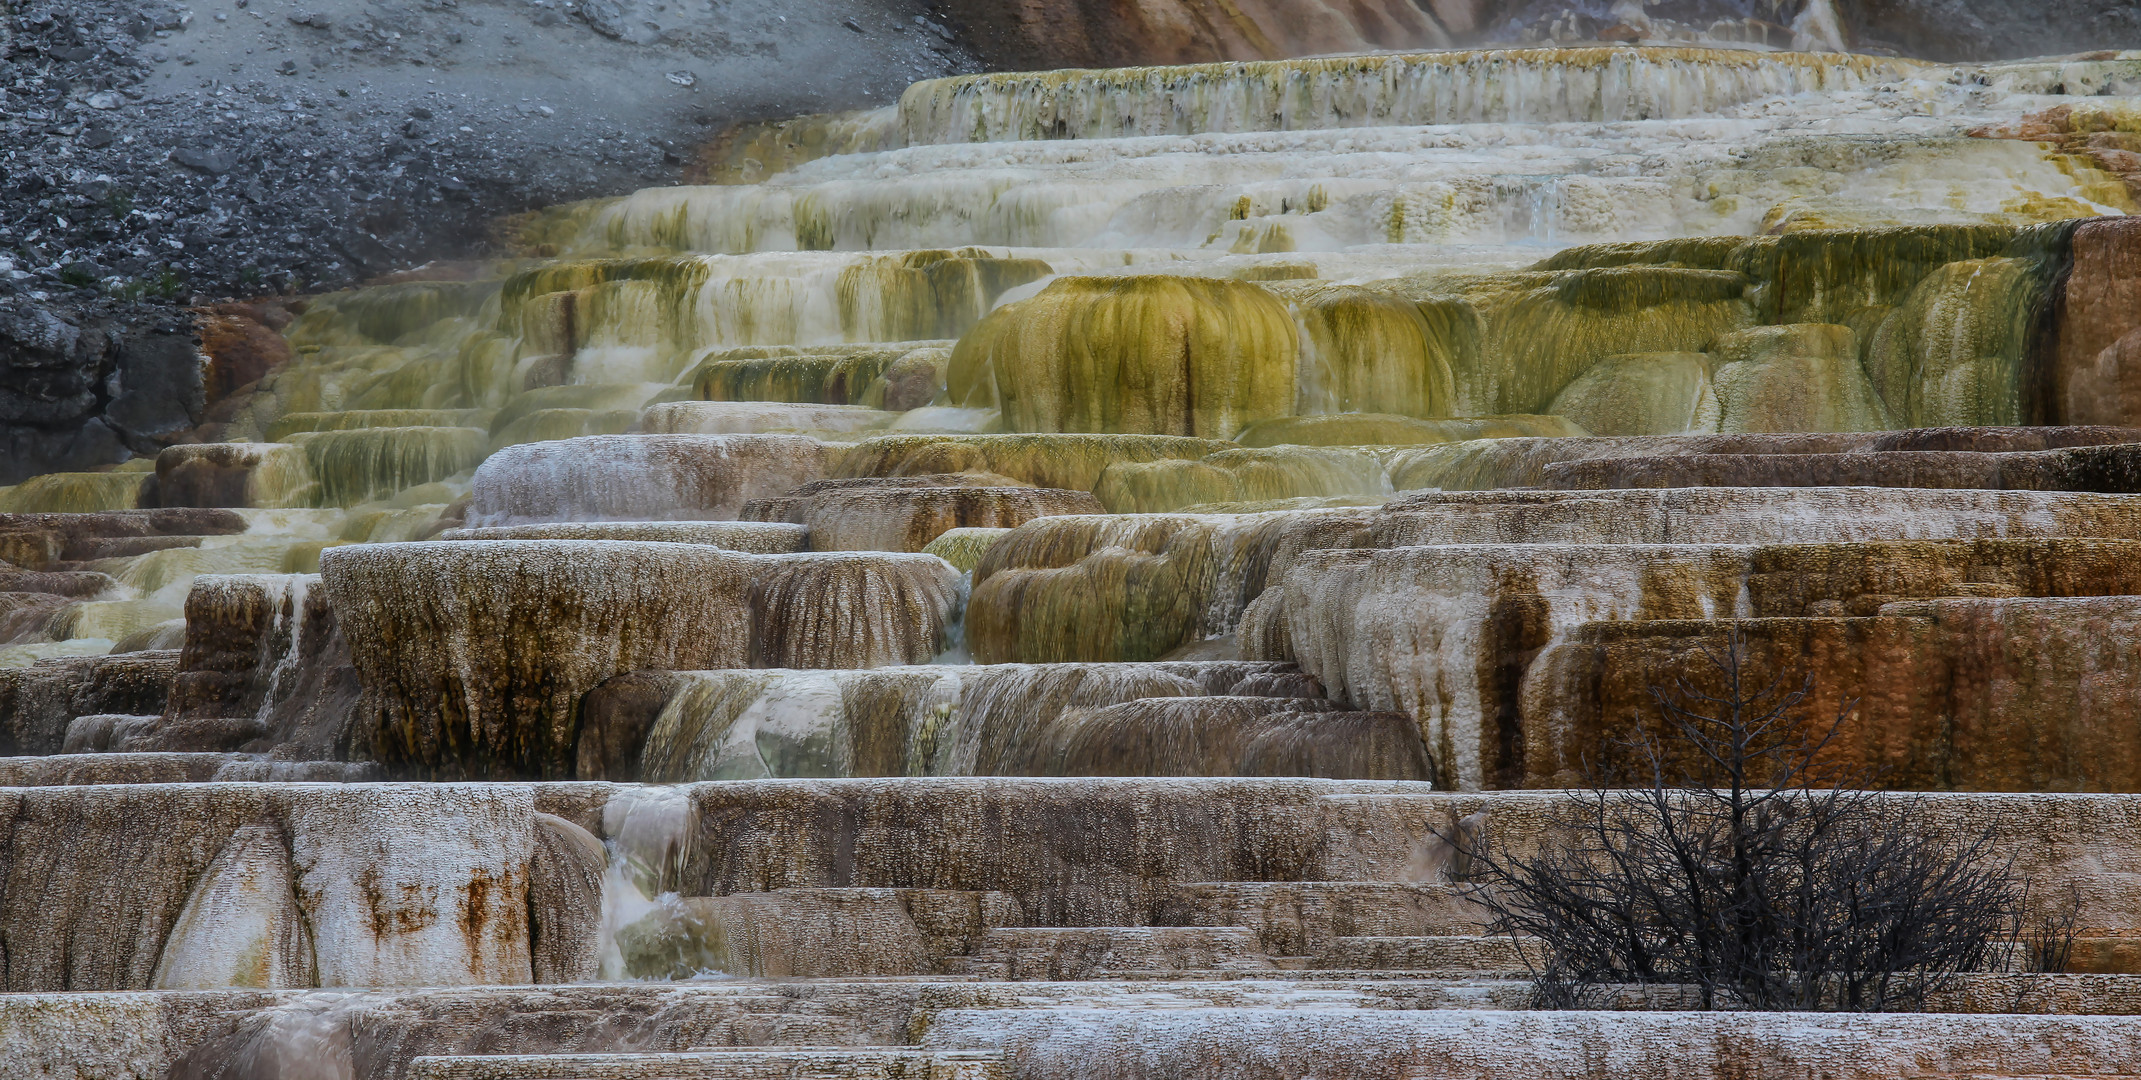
left=7, top=9, right=2141, bottom=1077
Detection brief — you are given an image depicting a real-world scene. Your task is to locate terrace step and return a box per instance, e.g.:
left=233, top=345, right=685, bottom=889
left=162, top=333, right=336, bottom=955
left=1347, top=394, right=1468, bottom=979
left=944, top=927, right=1278, bottom=980
left=1311, top=935, right=1538, bottom=973
left=409, top=1049, right=1003, bottom=1080
left=1156, top=881, right=1490, bottom=954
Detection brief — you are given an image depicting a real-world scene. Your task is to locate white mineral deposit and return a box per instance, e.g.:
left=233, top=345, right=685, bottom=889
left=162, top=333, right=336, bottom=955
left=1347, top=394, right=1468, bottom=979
left=5, top=2, right=2141, bottom=1076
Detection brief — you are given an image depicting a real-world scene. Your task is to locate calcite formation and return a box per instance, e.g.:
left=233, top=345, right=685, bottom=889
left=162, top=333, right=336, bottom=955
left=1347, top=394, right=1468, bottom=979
left=439, top=520, right=811, bottom=553
left=1524, top=598, right=2141, bottom=791
left=756, top=482, right=1102, bottom=553
left=468, top=435, right=830, bottom=526
left=624, top=661, right=1295, bottom=780
left=325, top=542, right=964, bottom=777
left=1250, top=538, right=2141, bottom=788
left=324, top=541, right=763, bottom=778
left=8, top=37, right=2141, bottom=1080
left=745, top=553, right=963, bottom=668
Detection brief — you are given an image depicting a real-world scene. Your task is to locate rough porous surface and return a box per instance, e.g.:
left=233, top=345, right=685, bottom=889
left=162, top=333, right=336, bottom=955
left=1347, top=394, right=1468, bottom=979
left=794, top=487, right=1102, bottom=553
left=631, top=661, right=1301, bottom=781
left=467, top=435, right=829, bottom=527
left=1525, top=598, right=2141, bottom=791
left=439, top=521, right=809, bottom=553
left=323, top=540, right=761, bottom=778
left=0, top=783, right=542, bottom=991
left=1254, top=539, right=2141, bottom=789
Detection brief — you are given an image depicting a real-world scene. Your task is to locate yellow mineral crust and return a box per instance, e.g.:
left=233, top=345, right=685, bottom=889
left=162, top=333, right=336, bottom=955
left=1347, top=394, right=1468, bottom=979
left=965, top=510, right=1349, bottom=663
left=1094, top=446, right=1394, bottom=513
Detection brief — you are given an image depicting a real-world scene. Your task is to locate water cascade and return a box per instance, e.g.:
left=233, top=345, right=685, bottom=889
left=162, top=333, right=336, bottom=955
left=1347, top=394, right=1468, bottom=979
left=5, top=35, right=2141, bottom=1080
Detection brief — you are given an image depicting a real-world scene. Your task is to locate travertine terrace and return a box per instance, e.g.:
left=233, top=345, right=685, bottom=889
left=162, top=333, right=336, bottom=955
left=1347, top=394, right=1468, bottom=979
left=6, top=31, right=2141, bottom=1080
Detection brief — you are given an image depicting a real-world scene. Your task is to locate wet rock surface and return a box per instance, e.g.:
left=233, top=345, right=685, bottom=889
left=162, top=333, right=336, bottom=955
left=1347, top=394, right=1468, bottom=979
left=6, top=11, right=2141, bottom=1076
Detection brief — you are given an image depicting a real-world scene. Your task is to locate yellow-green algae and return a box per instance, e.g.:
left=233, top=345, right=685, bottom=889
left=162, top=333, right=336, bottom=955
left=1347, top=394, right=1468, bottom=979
left=951, top=276, right=1298, bottom=438
left=920, top=527, right=1011, bottom=574
left=964, top=509, right=1323, bottom=663
left=836, top=433, right=1235, bottom=492
left=285, top=280, right=502, bottom=349
left=693, top=347, right=920, bottom=407
left=1546, top=353, right=1717, bottom=436
left=1532, top=224, right=2077, bottom=427
left=1233, top=413, right=1586, bottom=448
left=487, top=408, right=643, bottom=453
left=266, top=409, right=498, bottom=441
left=833, top=250, right=1051, bottom=341
left=286, top=427, right=489, bottom=508
left=0, top=472, right=147, bottom=513
left=487, top=383, right=673, bottom=437
left=1093, top=446, right=1393, bottom=514
left=967, top=515, right=1224, bottom=664
left=1282, top=283, right=1457, bottom=418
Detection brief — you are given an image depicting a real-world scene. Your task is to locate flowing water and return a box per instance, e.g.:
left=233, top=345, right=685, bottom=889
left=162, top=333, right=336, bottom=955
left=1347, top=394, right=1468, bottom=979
left=3, top=38, right=2141, bottom=1075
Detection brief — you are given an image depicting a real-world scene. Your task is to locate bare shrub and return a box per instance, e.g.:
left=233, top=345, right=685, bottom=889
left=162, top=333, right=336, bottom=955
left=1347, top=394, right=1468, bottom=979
left=1456, top=627, right=2048, bottom=1011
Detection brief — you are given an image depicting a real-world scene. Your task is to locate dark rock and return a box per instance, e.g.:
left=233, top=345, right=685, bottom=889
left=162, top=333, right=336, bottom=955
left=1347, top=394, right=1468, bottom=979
left=169, top=147, right=237, bottom=175
left=576, top=669, right=693, bottom=781
left=104, top=325, right=205, bottom=448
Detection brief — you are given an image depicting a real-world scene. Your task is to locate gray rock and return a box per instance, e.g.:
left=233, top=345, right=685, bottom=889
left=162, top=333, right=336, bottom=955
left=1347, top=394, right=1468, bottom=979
left=104, top=327, right=205, bottom=446
left=169, top=148, right=237, bottom=175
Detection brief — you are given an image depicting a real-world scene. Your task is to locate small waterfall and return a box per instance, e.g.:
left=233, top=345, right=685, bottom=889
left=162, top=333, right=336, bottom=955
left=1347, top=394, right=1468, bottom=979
left=594, top=786, right=720, bottom=981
